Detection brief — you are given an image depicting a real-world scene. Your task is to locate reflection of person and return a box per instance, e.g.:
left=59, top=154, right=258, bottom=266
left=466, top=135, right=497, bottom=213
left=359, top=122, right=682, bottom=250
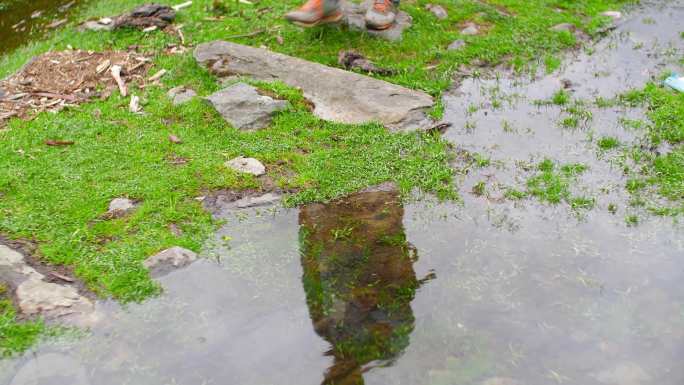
left=285, top=0, right=398, bottom=31
left=298, top=184, right=426, bottom=385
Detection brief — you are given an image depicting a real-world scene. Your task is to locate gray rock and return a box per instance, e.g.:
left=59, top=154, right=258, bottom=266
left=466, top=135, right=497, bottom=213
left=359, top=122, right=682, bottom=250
left=426, top=4, right=448, bottom=20
left=194, top=41, right=434, bottom=131
left=224, top=156, right=266, bottom=176
left=0, top=244, right=44, bottom=280
left=1, top=244, right=96, bottom=326
left=167, top=86, right=197, bottom=105
left=448, top=39, right=466, bottom=50
left=206, top=83, right=287, bottom=130
left=461, top=23, right=479, bottom=35
left=79, top=20, right=115, bottom=32
left=234, top=193, right=281, bottom=208
left=143, top=246, right=198, bottom=278
left=16, top=279, right=94, bottom=321
left=594, top=362, right=651, bottom=385
left=107, top=197, right=137, bottom=217
left=341, top=0, right=412, bottom=42
left=10, top=353, right=90, bottom=385
left=601, top=11, right=622, bottom=20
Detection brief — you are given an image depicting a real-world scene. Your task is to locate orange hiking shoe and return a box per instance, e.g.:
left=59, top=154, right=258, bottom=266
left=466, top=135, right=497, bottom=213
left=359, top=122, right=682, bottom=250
left=365, top=0, right=397, bottom=30
left=284, top=0, right=343, bottom=28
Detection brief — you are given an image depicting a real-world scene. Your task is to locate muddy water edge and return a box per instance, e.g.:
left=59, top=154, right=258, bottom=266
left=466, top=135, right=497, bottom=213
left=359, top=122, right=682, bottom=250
left=2, top=1, right=684, bottom=385
left=0, top=0, right=86, bottom=56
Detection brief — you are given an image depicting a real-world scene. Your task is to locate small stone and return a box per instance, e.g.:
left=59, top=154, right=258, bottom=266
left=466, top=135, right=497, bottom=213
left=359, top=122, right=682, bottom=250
left=550, top=22, right=576, bottom=32
left=426, top=4, right=448, bottom=20
left=107, top=198, right=137, bottom=217
left=143, top=246, right=198, bottom=277
left=234, top=193, right=281, bottom=208
left=167, top=86, right=197, bottom=105
left=16, top=278, right=94, bottom=320
left=80, top=20, right=115, bottom=32
left=601, top=11, right=622, bottom=20
left=448, top=39, right=466, bottom=51
left=595, top=363, right=651, bottom=385
left=461, top=23, right=479, bottom=35
left=225, top=156, right=266, bottom=176
left=206, top=83, right=288, bottom=130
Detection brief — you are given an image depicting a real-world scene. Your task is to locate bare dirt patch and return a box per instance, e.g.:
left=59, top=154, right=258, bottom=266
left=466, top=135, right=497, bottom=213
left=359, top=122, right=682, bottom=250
left=0, top=49, right=152, bottom=127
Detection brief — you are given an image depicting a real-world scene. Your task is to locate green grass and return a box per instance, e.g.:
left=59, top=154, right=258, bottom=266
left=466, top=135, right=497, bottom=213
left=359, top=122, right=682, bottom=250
left=0, top=0, right=633, bottom=95
left=512, top=158, right=594, bottom=209
left=616, top=83, right=684, bottom=214
left=0, top=284, right=45, bottom=357
left=0, top=80, right=455, bottom=302
left=597, top=136, right=620, bottom=150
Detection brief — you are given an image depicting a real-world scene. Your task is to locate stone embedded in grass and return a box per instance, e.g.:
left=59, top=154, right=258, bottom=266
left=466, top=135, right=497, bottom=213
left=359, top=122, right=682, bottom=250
left=205, top=83, right=288, bottom=131
left=224, top=156, right=266, bottom=176
left=143, top=246, right=198, bottom=278
left=601, top=11, right=622, bottom=20
left=460, top=23, right=479, bottom=35
left=194, top=41, right=435, bottom=131
left=16, top=279, right=94, bottom=322
left=106, top=197, right=138, bottom=218
left=426, top=4, right=448, bottom=20
left=341, top=0, right=413, bottom=42
left=167, top=86, right=197, bottom=105
left=448, top=39, right=466, bottom=51
left=1, top=244, right=96, bottom=326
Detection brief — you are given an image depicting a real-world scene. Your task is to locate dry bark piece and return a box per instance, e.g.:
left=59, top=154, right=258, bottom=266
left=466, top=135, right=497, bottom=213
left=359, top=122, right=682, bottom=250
left=45, top=140, right=75, bottom=146
left=338, top=50, right=396, bottom=76
left=148, top=69, right=167, bottom=82
left=129, top=95, right=141, bottom=113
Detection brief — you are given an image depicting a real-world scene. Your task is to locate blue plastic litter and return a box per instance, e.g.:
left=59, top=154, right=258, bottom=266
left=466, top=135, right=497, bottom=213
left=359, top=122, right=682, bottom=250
left=665, top=73, right=684, bottom=93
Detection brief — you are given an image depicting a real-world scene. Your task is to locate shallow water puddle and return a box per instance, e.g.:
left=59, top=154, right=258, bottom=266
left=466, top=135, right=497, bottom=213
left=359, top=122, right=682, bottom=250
left=0, top=0, right=85, bottom=56
left=3, top=1, right=684, bottom=385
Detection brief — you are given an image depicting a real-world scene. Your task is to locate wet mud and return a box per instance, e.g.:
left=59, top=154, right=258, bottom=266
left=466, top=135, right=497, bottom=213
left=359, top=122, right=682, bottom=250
left=2, top=1, right=684, bottom=385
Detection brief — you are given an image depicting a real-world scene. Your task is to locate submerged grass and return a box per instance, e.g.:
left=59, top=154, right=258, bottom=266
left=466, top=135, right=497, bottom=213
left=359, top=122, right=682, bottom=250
left=616, top=83, right=684, bottom=215
left=507, top=158, right=594, bottom=210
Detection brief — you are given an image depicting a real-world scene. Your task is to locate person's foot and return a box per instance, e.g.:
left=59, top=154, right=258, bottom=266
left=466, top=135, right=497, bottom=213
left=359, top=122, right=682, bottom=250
left=284, top=0, right=342, bottom=28
left=365, top=0, right=397, bottom=30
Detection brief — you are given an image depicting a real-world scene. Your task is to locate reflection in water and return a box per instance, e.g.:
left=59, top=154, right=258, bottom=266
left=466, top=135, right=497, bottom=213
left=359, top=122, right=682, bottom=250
left=299, top=184, right=430, bottom=385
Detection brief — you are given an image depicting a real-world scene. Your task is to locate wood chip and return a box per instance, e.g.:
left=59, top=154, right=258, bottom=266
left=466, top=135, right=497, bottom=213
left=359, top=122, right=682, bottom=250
left=47, top=19, right=67, bottom=29
left=49, top=272, right=75, bottom=282
left=172, top=1, right=193, bottom=11
left=148, top=69, right=167, bottom=82
left=169, top=134, right=182, bottom=144
left=110, top=65, right=127, bottom=97
left=142, top=25, right=158, bottom=33
left=45, top=140, right=75, bottom=146
left=96, top=59, right=111, bottom=74
left=129, top=95, right=141, bottom=113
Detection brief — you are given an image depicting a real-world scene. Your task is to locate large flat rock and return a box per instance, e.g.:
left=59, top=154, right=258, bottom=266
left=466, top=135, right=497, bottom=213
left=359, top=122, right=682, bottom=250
left=194, top=41, right=434, bottom=131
